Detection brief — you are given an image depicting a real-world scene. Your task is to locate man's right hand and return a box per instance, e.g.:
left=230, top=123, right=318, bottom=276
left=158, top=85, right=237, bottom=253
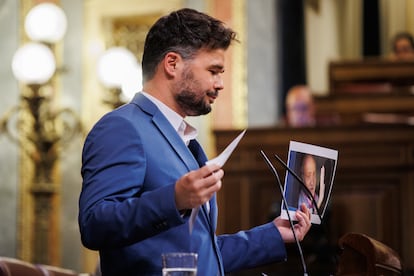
left=174, top=164, right=224, bottom=211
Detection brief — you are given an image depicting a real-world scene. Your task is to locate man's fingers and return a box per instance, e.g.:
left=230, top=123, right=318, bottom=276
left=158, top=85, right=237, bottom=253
left=201, top=164, right=222, bottom=177
left=175, top=165, right=224, bottom=210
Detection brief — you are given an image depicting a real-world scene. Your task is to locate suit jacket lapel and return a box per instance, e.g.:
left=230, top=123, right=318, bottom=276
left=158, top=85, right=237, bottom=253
left=131, top=93, right=215, bottom=230
left=131, top=93, right=199, bottom=171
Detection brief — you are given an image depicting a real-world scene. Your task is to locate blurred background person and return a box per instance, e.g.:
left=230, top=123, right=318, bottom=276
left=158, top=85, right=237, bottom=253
left=390, top=31, right=414, bottom=60
left=285, top=85, right=316, bottom=127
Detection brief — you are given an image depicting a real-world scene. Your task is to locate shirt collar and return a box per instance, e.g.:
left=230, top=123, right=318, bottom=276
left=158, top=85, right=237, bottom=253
left=141, top=92, right=197, bottom=145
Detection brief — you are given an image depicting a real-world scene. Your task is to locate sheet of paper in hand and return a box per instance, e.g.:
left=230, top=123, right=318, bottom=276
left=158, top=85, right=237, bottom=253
left=189, top=129, right=246, bottom=233
left=206, top=129, right=246, bottom=166
left=281, top=141, right=338, bottom=224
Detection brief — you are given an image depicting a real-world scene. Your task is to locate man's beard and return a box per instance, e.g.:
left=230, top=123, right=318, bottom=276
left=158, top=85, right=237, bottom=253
left=174, top=69, right=217, bottom=116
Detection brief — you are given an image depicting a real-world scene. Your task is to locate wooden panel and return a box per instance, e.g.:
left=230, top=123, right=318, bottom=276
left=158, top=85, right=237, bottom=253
left=329, top=59, right=414, bottom=94
left=215, top=125, right=414, bottom=275
left=314, top=93, right=414, bottom=126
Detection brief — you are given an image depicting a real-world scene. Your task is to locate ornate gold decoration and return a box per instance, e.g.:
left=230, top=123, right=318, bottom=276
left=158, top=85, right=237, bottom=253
left=111, top=16, right=156, bottom=59
left=1, top=83, right=83, bottom=264
left=100, top=15, right=158, bottom=109
left=2, top=0, right=82, bottom=265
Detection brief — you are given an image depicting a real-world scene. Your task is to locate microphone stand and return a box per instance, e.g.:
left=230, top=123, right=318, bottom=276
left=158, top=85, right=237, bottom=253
left=275, top=153, right=341, bottom=274
left=260, top=150, right=308, bottom=276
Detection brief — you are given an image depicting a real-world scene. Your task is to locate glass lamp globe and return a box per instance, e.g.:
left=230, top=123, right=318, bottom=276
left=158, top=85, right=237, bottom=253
left=97, top=47, right=139, bottom=89
left=24, top=2, right=67, bottom=43
left=120, top=62, right=143, bottom=101
left=12, top=42, right=56, bottom=85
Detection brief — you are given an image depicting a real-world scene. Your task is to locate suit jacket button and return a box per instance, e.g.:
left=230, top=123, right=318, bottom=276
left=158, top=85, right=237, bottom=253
left=154, top=221, right=168, bottom=230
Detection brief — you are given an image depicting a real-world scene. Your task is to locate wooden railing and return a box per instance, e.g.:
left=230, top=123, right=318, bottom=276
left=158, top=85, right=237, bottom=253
left=328, top=59, right=414, bottom=94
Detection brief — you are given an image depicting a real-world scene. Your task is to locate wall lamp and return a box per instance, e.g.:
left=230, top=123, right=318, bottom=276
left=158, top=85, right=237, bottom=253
left=97, top=46, right=142, bottom=109
left=1, top=2, right=81, bottom=265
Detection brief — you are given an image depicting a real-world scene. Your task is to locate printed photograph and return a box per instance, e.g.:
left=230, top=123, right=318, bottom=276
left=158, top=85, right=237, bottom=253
left=280, top=141, right=338, bottom=224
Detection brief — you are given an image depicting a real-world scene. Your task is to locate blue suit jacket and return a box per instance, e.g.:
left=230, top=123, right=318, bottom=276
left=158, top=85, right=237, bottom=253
left=79, top=93, right=287, bottom=275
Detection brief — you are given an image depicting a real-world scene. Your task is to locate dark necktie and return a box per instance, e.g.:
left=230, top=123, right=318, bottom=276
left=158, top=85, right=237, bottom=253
left=187, top=139, right=207, bottom=167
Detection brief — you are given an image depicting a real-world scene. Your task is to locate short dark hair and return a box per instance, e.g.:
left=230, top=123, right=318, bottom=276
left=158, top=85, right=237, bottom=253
left=392, top=31, right=414, bottom=52
left=141, top=8, right=238, bottom=82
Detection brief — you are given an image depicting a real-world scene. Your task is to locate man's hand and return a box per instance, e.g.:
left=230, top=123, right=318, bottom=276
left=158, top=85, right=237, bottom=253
left=317, top=165, right=325, bottom=207
left=175, top=164, right=224, bottom=211
left=273, top=203, right=311, bottom=243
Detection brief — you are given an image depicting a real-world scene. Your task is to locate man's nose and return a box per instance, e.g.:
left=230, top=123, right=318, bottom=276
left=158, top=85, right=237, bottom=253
left=214, top=76, right=224, bottom=90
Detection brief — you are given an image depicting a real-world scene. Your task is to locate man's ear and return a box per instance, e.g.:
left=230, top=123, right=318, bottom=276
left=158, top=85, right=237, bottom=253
left=164, top=52, right=181, bottom=78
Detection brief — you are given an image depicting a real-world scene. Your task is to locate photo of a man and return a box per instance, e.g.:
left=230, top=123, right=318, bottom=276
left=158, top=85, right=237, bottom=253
left=281, top=141, right=338, bottom=224
left=297, top=154, right=325, bottom=214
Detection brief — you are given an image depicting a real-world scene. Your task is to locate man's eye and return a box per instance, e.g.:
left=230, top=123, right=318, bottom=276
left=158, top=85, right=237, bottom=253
left=210, top=68, right=224, bottom=75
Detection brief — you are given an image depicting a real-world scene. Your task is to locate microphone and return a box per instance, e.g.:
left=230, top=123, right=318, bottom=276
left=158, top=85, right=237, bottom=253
left=260, top=150, right=308, bottom=276
left=273, top=154, right=323, bottom=222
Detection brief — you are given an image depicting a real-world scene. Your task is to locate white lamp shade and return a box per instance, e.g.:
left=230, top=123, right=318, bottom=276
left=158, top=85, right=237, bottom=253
left=97, top=47, right=140, bottom=89
left=121, top=62, right=143, bottom=101
left=12, top=42, right=56, bottom=85
left=25, top=3, right=67, bottom=43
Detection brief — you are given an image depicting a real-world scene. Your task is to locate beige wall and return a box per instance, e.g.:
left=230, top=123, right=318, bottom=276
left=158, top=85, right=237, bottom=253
left=380, top=0, right=414, bottom=56
left=305, top=0, right=342, bottom=95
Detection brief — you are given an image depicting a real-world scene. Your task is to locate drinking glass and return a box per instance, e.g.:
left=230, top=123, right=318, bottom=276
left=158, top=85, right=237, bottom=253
left=162, top=252, right=197, bottom=276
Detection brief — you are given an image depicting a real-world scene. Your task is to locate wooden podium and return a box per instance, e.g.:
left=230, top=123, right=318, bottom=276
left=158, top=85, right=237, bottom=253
left=214, top=124, right=414, bottom=275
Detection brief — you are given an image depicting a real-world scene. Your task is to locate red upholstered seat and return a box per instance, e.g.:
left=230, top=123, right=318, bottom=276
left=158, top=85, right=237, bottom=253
left=0, top=257, right=44, bottom=276
left=36, top=264, right=79, bottom=276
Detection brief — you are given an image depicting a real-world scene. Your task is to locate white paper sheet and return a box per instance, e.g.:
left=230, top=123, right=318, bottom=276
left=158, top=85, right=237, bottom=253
left=206, top=129, right=246, bottom=166
left=189, top=129, right=246, bottom=233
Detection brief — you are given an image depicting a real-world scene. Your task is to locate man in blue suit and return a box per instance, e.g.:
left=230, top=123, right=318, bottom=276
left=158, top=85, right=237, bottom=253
left=79, top=8, right=311, bottom=275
